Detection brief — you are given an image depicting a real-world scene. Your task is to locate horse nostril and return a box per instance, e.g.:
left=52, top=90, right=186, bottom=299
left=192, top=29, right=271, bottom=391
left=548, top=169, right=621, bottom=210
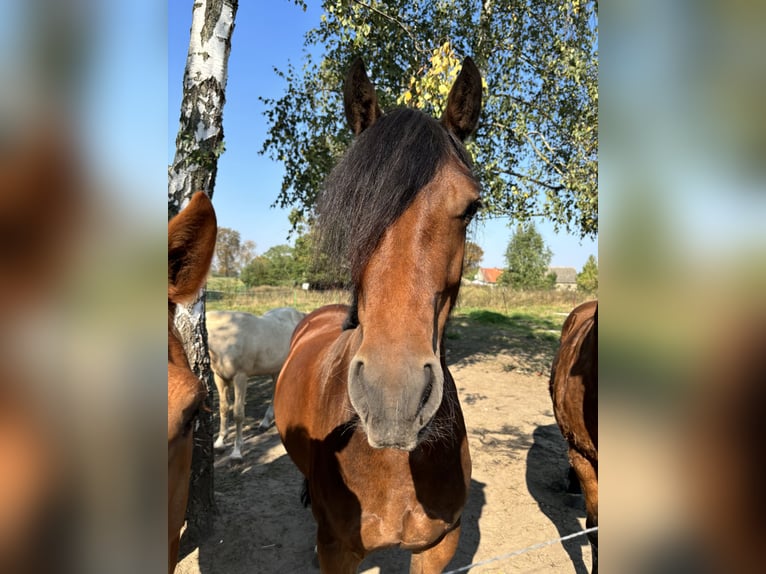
left=418, top=364, right=434, bottom=414
left=348, top=359, right=370, bottom=423
left=353, top=359, right=364, bottom=380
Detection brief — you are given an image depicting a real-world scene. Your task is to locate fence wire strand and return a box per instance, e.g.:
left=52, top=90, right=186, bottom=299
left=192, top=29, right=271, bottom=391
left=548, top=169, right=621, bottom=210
left=442, top=526, right=598, bottom=573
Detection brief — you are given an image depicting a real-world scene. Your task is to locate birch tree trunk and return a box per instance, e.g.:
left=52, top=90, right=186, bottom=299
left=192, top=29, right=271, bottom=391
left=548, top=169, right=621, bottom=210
left=168, top=0, right=238, bottom=548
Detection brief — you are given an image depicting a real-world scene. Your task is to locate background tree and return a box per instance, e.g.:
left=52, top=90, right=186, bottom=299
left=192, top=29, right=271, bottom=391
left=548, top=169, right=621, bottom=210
left=262, top=0, right=598, bottom=239
left=214, top=227, right=241, bottom=277
left=168, top=0, right=238, bottom=546
left=239, top=244, right=300, bottom=287
left=261, top=244, right=298, bottom=284
left=240, top=255, right=271, bottom=287
left=239, top=239, right=256, bottom=273
left=213, top=227, right=255, bottom=277
left=577, top=253, right=598, bottom=294
left=499, top=222, right=555, bottom=290
left=291, top=223, right=350, bottom=289
left=463, top=240, right=484, bottom=279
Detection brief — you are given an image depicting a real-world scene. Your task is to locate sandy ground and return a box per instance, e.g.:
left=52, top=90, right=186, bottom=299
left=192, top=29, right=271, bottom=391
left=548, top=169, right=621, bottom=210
left=176, top=315, right=593, bottom=574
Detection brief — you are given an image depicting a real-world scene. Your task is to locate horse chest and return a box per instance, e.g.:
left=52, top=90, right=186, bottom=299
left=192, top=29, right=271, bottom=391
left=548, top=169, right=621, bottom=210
left=359, top=501, right=452, bottom=550
left=333, top=444, right=459, bottom=550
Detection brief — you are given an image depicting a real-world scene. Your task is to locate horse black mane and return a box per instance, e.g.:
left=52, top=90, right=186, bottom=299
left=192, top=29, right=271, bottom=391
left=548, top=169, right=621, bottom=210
left=316, top=107, right=474, bottom=308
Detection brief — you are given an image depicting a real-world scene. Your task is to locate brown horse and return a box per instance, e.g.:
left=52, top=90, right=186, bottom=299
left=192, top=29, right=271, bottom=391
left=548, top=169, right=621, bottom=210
left=549, top=300, right=598, bottom=573
left=274, top=57, right=482, bottom=573
left=685, top=313, right=766, bottom=574
left=167, top=192, right=217, bottom=573
left=0, top=120, right=81, bottom=573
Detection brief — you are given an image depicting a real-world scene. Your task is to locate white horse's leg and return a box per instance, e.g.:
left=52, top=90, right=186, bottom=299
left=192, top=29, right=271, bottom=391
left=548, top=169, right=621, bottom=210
left=231, top=372, right=248, bottom=460
left=213, top=371, right=229, bottom=451
left=258, top=404, right=274, bottom=430
left=258, top=375, right=278, bottom=430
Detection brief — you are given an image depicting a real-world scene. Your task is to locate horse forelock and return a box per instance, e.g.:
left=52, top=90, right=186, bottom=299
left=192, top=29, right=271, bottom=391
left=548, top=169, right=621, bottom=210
left=316, top=108, right=475, bottom=291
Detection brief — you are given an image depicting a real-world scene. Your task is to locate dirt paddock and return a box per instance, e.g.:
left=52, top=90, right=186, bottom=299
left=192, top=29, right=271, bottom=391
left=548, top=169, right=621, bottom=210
left=176, top=315, right=592, bottom=573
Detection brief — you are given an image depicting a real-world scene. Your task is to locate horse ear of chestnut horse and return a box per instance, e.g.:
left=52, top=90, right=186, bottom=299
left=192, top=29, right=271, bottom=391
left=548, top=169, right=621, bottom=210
left=168, top=192, right=218, bottom=306
left=167, top=192, right=217, bottom=573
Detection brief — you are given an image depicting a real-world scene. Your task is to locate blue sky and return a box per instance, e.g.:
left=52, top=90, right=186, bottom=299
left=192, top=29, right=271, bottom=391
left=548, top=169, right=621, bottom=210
left=168, top=0, right=597, bottom=270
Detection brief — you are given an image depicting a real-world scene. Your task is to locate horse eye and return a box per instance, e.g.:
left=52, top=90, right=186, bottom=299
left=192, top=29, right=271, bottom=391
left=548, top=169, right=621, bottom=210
left=462, top=199, right=483, bottom=223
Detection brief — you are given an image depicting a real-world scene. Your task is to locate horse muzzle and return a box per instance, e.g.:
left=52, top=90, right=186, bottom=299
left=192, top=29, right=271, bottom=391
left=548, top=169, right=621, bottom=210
left=348, top=354, right=444, bottom=451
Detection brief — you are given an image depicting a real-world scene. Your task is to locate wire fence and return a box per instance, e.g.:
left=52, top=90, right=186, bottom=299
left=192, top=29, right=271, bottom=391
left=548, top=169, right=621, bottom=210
left=443, top=526, right=598, bottom=573
left=205, top=283, right=592, bottom=316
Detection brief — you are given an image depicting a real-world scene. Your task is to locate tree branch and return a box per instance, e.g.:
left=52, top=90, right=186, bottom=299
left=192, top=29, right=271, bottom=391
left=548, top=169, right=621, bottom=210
left=498, top=168, right=565, bottom=192
left=522, top=132, right=565, bottom=177
left=350, top=0, right=428, bottom=55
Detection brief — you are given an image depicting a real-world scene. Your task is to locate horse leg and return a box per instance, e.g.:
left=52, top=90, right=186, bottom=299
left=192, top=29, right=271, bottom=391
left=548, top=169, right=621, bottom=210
left=259, top=404, right=274, bottom=430
left=409, top=524, right=461, bottom=574
left=230, top=372, right=248, bottom=460
left=570, top=450, right=598, bottom=574
left=316, top=527, right=363, bottom=574
left=168, top=534, right=180, bottom=574
left=258, top=374, right=277, bottom=430
left=566, top=464, right=582, bottom=494
left=212, top=372, right=229, bottom=451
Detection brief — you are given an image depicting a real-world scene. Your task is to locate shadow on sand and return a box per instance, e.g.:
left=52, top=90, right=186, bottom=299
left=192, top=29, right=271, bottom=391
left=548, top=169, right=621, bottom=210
left=526, top=423, right=591, bottom=574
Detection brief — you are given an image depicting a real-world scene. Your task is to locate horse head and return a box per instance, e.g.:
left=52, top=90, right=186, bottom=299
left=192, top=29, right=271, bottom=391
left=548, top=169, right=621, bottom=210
left=326, top=58, right=482, bottom=451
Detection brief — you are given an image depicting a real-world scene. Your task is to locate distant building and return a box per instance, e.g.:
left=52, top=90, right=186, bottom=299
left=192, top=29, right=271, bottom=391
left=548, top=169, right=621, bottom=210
left=473, top=267, right=504, bottom=286
left=549, top=267, right=577, bottom=291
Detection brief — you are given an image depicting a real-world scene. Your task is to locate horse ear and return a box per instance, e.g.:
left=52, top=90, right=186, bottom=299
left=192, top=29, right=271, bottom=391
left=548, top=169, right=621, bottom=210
left=441, top=57, right=482, bottom=141
left=344, top=58, right=382, bottom=135
left=168, top=192, right=217, bottom=304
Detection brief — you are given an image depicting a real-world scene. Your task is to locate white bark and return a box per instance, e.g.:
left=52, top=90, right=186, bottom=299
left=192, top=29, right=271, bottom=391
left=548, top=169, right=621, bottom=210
left=168, top=0, right=238, bottom=216
left=168, top=0, right=238, bottom=545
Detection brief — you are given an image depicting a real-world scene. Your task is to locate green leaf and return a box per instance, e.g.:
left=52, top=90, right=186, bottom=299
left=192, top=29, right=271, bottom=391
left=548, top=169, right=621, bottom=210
left=261, top=0, right=598, bottom=239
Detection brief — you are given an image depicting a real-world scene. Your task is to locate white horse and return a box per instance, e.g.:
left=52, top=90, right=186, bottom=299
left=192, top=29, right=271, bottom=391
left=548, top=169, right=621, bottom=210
left=206, top=307, right=306, bottom=460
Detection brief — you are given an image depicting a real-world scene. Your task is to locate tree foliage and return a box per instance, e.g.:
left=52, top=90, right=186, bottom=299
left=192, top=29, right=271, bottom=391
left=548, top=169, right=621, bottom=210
left=241, top=244, right=299, bottom=286
left=213, top=227, right=255, bottom=277
left=499, top=222, right=554, bottom=290
left=463, top=240, right=484, bottom=279
left=240, top=256, right=271, bottom=287
left=239, top=231, right=348, bottom=289
left=576, top=253, right=598, bottom=294
left=292, top=226, right=349, bottom=288
left=262, top=0, right=598, bottom=238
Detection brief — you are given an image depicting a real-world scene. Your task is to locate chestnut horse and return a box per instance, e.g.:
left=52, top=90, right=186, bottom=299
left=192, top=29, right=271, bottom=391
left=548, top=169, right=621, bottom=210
left=274, top=57, right=482, bottom=573
left=549, top=300, right=598, bottom=573
left=167, top=192, right=217, bottom=573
